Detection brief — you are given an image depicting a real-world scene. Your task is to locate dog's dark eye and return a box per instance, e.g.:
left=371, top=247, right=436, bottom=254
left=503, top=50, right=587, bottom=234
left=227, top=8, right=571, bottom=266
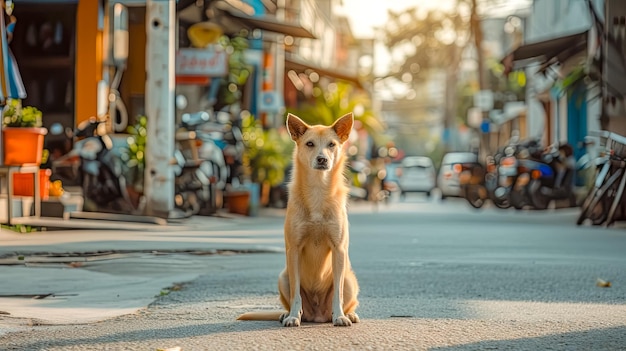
left=328, top=142, right=336, bottom=148
left=306, top=141, right=314, bottom=147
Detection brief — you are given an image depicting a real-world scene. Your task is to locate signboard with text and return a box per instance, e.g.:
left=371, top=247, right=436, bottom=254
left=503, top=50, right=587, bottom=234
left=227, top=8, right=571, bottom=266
left=175, top=48, right=228, bottom=77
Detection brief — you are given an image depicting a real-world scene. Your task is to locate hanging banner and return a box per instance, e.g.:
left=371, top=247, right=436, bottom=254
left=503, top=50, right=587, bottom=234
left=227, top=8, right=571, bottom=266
left=175, top=48, right=228, bottom=77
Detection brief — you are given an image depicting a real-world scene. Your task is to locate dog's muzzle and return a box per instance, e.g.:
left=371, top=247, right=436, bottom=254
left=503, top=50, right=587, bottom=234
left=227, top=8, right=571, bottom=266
left=315, top=156, right=329, bottom=170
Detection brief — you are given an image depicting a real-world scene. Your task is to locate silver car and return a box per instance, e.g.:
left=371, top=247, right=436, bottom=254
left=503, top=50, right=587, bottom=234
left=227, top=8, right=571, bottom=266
left=397, top=156, right=436, bottom=198
left=438, top=152, right=478, bottom=198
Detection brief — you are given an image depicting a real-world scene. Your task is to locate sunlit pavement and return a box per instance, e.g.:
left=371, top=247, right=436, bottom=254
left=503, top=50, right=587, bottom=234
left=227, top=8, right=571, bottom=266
left=1, top=195, right=625, bottom=350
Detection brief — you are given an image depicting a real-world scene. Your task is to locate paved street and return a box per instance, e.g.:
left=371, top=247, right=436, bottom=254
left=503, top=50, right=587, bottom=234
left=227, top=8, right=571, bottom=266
left=1, top=197, right=625, bottom=350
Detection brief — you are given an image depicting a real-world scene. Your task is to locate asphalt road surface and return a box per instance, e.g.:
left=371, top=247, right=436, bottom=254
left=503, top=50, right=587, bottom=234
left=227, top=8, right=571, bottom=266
left=1, top=198, right=625, bottom=350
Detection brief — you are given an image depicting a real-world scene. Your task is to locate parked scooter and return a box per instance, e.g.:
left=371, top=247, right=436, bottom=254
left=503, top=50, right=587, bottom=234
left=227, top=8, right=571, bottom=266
left=491, top=138, right=544, bottom=209
left=193, top=108, right=244, bottom=188
left=525, top=143, right=577, bottom=210
left=174, top=111, right=222, bottom=216
left=459, top=159, right=488, bottom=208
left=492, top=144, right=518, bottom=209
left=508, top=139, right=544, bottom=209
left=53, top=117, right=139, bottom=214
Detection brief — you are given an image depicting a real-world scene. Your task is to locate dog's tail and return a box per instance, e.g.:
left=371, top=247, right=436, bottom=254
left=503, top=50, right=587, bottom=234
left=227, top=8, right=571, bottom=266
left=237, top=311, right=285, bottom=321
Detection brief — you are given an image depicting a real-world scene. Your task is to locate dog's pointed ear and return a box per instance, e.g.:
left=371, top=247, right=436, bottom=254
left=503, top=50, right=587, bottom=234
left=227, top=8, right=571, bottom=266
left=333, top=113, right=354, bottom=143
left=286, top=113, right=309, bottom=141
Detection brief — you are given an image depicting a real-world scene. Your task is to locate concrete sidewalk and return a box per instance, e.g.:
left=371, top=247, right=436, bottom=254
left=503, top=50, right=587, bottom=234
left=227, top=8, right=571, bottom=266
left=0, top=209, right=287, bottom=333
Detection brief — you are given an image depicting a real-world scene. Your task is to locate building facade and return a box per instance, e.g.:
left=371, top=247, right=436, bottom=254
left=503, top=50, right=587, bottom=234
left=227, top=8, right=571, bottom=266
left=506, top=0, right=626, bottom=159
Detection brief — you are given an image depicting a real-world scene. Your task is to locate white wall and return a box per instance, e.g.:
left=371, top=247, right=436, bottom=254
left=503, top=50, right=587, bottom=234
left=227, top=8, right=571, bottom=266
left=524, top=0, right=604, bottom=146
left=526, top=0, right=599, bottom=41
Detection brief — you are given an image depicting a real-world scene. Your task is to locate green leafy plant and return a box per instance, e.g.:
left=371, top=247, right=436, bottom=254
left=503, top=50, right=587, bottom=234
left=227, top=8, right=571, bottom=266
left=217, top=31, right=252, bottom=107
left=287, top=81, right=388, bottom=148
left=241, top=114, right=293, bottom=187
left=2, top=99, right=42, bottom=128
left=0, top=224, right=36, bottom=233
left=122, top=115, right=147, bottom=192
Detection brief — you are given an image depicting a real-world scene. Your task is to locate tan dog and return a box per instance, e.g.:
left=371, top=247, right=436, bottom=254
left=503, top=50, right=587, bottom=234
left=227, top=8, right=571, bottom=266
left=238, top=113, right=360, bottom=327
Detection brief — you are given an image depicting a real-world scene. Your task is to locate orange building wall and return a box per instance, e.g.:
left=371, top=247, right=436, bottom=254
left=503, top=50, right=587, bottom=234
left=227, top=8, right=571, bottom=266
left=75, top=0, right=101, bottom=125
left=115, top=7, right=147, bottom=120
left=127, top=18, right=146, bottom=97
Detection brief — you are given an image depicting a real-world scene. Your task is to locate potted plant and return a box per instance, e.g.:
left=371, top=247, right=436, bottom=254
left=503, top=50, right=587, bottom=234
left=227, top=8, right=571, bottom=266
left=241, top=114, right=293, bottom=207
left=121, top=115, right=147, bottom=208
left=2, top=99, right=47, bottom=165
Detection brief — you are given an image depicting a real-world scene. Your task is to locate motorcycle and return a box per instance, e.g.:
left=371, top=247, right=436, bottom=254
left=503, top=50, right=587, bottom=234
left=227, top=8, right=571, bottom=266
left=491, top=138, right=545, bottom=210
left=174, top=111, right=223, bottom=216
left=492, top=144, right=517, bottom=209
left=53, top=117, right=139, bottom=214
left=507, top=140, right=544, bottom=210
left=459, top=159, right=488, bottom=209
left=195, top=109, right=244, bottom=188
left=525, top=143, right=577, bottom=210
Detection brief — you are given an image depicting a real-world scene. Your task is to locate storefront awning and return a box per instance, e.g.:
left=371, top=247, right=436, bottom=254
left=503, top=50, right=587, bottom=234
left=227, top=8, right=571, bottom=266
left=285, top=58, right=362, bottom=88
left=502, top=30, right=588, bottom=75
left=214, top=1, right=316, bottom=39
left=226, top=13, right=316, bottom=39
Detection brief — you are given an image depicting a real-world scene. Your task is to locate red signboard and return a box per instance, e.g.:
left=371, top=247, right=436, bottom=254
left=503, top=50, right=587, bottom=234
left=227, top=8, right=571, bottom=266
left=175, top=48, right=228, bottom=77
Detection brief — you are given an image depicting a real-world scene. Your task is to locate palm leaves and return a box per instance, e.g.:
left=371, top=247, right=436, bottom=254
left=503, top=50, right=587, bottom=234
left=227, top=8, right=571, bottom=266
left=286, top=82, right=387, bottom=146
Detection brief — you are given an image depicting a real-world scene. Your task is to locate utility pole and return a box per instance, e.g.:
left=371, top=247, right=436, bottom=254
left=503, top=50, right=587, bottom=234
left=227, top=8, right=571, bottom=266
left=470, top=0, right=490, bottom=158
left=144, top=0, right=175, bottom=218
left=470, top=0, right=486, bottom=92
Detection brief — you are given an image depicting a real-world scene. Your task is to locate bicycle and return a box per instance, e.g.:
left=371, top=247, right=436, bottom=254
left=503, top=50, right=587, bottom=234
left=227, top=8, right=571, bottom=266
left=577, top=131, right=626, bottom=227
left=577, top=131, right=610, bottom=225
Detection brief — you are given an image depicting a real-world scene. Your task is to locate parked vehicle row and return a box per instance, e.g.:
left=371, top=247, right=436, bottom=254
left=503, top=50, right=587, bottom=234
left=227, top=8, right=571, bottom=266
left=457, top=138, right=577, bottom=211
left=48, top=94, right=245, bottom=218
left=381, top=152, right=478, bottom=200
left=173, top=96, right=244, bottom=217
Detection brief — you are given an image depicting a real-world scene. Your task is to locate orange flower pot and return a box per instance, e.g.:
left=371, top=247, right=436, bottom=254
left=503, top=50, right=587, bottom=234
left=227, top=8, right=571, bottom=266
left=2, top=127, right=47, bottom=165
left=13, top=169, right=51, bottom=200
left=225, top=190, right=250, bottom=215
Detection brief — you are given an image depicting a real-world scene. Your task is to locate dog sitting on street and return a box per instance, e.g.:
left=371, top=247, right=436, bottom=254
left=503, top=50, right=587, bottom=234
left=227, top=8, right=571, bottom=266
left=238, top=112, right=360, bottom=327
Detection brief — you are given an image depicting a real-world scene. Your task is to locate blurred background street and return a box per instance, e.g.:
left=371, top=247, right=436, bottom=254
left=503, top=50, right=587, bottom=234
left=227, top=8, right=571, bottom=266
left=1, top=0, right=626, bottom=349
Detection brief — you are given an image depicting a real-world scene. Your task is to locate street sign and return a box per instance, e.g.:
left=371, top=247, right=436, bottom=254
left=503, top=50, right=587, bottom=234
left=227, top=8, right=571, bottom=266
left=175, top=48, right=228, bottom=77
left=480, top=120, right=490, bottom=133
left=258, top=91, right=284, bottom=112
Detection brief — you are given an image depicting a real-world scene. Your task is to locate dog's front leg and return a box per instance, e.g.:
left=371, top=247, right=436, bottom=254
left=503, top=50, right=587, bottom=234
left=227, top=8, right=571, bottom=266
left=332, top=246, right=352, bottom=326
left=282, top=247, right=302, bottom=327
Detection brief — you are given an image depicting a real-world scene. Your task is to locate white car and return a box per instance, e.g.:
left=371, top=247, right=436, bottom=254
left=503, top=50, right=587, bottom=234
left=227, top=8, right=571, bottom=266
left=397, top=156, right=436, bottom=198
left=437, top=152, right=478, bottom=198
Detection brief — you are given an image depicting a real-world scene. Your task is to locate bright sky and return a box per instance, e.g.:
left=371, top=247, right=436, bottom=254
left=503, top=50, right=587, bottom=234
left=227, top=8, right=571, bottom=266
left=334, top=0, right=532, bottom=77
left=334, top=0, right=455, bottom=77
left=336, top=0, right=532, bottom=38
left=336, top=0, right=455, bottom=38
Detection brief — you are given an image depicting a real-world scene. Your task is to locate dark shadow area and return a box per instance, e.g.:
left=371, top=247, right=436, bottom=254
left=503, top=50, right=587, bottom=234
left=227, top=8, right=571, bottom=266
left=430, top=326, right=626, bottom=351
left=10, top=321, right=283, bottom=350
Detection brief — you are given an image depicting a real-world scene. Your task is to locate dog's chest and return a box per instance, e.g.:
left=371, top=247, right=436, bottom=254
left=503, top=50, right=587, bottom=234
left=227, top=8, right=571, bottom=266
left=299, top=220, right=341, bottom=247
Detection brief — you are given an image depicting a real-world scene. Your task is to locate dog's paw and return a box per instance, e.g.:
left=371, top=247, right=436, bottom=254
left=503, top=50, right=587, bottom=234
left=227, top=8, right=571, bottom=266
left=282, top=316, right=301, bottom=327
left=346, top=312, right=360, bottom=323
left=333, top=315, right=353, bottom=327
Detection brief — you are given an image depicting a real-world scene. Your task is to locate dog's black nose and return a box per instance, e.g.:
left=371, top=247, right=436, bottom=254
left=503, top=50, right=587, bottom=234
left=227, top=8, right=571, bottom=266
left=316, top=157, right=327, bottom=166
